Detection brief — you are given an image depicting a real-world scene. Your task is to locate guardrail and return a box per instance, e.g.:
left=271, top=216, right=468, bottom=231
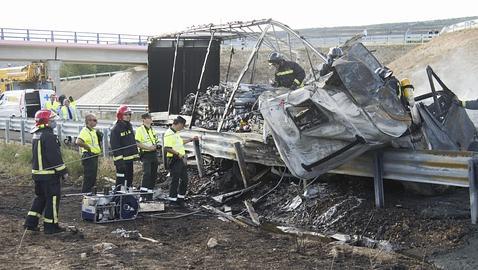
left=0, top=27, right=150, bottom=46
left=305, top=33, right=438, bottom=47
left=76, top=104, right=148, bottom=114
left=0, top=117, right=477, bottom=223
left=440, top=19, right=478, bottom=33
left=60, top=71, right=122, bottom=81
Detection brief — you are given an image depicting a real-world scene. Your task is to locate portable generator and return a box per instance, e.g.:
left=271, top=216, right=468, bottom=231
left=81, top=188, right=153, bottom=223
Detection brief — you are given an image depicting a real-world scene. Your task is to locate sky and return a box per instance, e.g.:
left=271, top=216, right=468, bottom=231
left=1, top=0, right=476, bottom=35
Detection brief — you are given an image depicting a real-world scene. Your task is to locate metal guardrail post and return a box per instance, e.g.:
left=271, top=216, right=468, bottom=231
left=26, top=29, right=30, bottom=41
left=74, top=32, right=78, bottom=43
left=57, top=122, right=62, bottom=143
left=1, top=28, right=4, bottom=40
left=102, top=128, right=109, bottom=158
left=118, top=34, right=121, bottom=45
left=233, top=142, right=249, bottom=188
left=373, top=151, right=384, bottom=208
left=161, top=134, right=168, bottom=169
left=469, top=158, right=478, bottom=225
left=4, top=120, right=10, bottom=143
left=20, top=120, right=26, bottom=145
left=97, top=33, right=100, bottom=44
left=193, top=140, right=205, bottom=177
left=51, top=30, right=54, bottom=42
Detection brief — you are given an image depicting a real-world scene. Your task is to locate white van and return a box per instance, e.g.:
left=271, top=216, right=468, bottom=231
left=0, top=89, right=55, bottom=118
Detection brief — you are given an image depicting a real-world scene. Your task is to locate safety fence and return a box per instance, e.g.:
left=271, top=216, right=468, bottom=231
left=0, top=117, right=477, bottom=223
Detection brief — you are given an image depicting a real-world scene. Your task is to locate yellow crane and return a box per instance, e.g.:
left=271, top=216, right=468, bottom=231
left=0, top=62, right=53, bottom=93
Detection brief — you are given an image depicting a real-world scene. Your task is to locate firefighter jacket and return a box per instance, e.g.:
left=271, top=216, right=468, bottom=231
left=274, top=60, right=306, bottom=89
left=31, top=127, right=67, bottom=181
left=110, top=120, right=139, bottom=162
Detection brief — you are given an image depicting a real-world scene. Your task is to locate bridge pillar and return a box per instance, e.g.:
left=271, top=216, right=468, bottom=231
left=46, top=60, right=62, bottom=95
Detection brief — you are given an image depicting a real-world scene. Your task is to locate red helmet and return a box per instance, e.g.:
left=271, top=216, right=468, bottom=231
left=34, top=110, right=57, bottom=127
left=116, top=105, right=132, bottom=120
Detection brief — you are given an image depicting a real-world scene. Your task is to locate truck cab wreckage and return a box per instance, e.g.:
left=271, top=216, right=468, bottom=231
left=147, top=19, right=478, bottom=217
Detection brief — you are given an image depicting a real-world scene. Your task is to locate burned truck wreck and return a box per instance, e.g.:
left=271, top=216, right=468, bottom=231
left=260, top=42, right=477, bottom=178
left=148, top=19, right=476, bottom=180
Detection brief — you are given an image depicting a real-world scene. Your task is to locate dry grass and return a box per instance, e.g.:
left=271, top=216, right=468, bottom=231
left=0, top=142, right=117, bottom=188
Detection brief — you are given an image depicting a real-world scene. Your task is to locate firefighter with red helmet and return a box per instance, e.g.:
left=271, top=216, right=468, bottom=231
left=24, top=110, right=68, bottom=234
left=110, top=105, right=139, bottom=188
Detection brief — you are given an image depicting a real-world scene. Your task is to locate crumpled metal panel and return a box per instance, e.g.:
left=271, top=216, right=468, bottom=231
left=259, top=44, right=412, bottom=179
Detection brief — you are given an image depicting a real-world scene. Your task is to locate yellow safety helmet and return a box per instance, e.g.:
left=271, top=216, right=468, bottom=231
left=400, top=78, right=414, bottom=99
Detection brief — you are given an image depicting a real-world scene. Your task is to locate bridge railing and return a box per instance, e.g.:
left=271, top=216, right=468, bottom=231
left=0, top=27, right=150, bottom=46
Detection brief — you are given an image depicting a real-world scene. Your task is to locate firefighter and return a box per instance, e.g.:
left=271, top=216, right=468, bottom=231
left=268, top=52, right=305, bottom=90
left=24, top=110, right=68, bottom=234
left=135, top=113, right=159, bottom=192
left=44, top=94, right=60, bottom=113
left=76, top=113, right=102, bottom=193
left=164, top=116, right=198, bottom=206
left=319, top=46, right=344, bottom=76
left=110, top=105, right=139, bottom=188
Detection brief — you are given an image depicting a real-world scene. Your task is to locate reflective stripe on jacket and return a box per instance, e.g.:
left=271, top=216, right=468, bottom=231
left=274, top=60, right=306, bottom=89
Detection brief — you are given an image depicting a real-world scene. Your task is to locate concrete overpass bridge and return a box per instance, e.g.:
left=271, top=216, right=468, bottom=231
left=0, top=27, right=149, bottom=93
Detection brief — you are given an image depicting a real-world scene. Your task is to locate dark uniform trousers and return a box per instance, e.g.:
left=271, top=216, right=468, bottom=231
left=25, top=177, right=61, bottom=230
left=81, top=153, right=98, bottom=193
left=141, top=151, right=158, bottom=189
left=115, top=161, right=134, bottom=188
left=169, top=157, right=189, bottom=199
